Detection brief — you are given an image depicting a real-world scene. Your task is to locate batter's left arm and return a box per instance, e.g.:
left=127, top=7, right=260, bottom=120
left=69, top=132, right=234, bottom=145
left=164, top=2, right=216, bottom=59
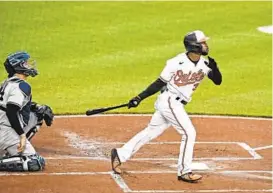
left=138, top=78, right=167, bottom=100
left=128, top=78, right=167, bottom=108
left=206, top=56, right=222, bottom=85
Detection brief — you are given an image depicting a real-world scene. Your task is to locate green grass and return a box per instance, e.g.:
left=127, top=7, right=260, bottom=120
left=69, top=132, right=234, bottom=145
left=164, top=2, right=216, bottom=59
left=0, top=2, right=271, bottom=116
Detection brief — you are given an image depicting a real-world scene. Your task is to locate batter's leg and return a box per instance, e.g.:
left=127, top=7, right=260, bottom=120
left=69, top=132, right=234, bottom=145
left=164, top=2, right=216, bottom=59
left=164, top=97, right=202, bottom=182
left=111, top=110, right=170, bottom=174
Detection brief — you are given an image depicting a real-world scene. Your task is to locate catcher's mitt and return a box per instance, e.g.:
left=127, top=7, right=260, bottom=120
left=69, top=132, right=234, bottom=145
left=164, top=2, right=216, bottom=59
left=31, top=102, right=54, bottom=126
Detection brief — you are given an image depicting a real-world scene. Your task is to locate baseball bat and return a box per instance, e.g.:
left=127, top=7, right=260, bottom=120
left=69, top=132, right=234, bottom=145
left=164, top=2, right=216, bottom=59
left=86, top=103, right=128, bottom=116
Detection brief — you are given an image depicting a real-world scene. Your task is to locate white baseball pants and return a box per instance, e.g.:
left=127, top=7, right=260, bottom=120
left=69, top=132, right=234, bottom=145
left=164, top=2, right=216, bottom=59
left=117, top=91, right=196, bottom=175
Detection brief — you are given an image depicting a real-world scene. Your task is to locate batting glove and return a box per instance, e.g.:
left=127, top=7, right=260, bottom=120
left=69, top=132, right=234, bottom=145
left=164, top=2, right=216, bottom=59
left=207, top=56, right=217, bottom=69
left=128, top=96, right=142, bottom=109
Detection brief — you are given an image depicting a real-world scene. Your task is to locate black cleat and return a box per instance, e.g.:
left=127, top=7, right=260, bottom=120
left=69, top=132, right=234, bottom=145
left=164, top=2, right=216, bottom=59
left=111, top=148, right=122, bottom=174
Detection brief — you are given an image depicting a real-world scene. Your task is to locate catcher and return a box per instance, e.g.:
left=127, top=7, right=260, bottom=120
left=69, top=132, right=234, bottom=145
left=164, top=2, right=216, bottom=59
left=0, top=51, right=54, bottom=172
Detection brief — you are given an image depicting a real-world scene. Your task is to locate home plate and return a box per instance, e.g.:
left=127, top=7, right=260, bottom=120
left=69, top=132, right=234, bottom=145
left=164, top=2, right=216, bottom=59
left=169, top=162, right=210, bottom=170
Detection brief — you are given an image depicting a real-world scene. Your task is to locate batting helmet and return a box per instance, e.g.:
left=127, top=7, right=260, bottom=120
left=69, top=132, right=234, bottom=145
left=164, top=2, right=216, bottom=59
left=4, top=51, right=38, bottom=77
left=183, top=30, right=209, bottom=55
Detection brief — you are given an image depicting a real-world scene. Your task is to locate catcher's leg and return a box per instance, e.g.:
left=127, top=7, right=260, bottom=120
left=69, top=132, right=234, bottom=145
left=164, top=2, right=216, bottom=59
left=1, top=139, right=45, bottom=172
left=0, top=150, right=8, bottom=159
left=0, top=154, right=45, bottom=172
left=24, top=105, right=54, bottom=141
left=112, top=110, right=170, bottom=174
left=26, top=126, right=41, bottom=141
left=24, top=112, right=42, bottom=141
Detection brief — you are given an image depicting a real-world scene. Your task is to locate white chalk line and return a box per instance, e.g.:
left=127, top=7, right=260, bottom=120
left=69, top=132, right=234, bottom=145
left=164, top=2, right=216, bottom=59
left=0, top=171, right=111, bottom=176
left=127, top=170, right=273, bottom=174
left=129, top=190, right=272, bottom=193
left=220, top=171, right=272, bottom=181
left=110, top=173, right=132, bottom=192
left=44, top=156, right=261, bottom=161
left=237, top=142, right=262, bottom=159
left=44, top=141, right=262, bottom=161
left=121, top=170, right=272, bottom=193
left=46, top=156, right=109, bottom=160
left=1, top=170, right=271, bottom=193
left=131, top=157, right=258, bottom=161
left=234, top=173, right=272, bottom=181
left=0, top=170, right=271, bottom=176
left=55, top=114, right=272, bottom=121
left=58, top=141, right=249, bottom=145
left=253, top=145, right=273, bottom=151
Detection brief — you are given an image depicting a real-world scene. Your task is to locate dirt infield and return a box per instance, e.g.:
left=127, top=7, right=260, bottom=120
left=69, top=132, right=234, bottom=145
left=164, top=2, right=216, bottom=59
left=0, top=115, right=272, bottom=193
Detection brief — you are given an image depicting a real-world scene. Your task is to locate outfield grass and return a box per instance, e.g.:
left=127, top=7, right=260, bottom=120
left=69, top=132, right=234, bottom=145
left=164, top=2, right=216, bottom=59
left=0, top=2, right=271, bottom=116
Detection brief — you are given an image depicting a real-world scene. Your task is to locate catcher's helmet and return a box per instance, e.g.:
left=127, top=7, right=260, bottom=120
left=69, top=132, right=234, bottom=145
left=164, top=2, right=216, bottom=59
left=4, top=51, right=38, bottom=77
left=183, top=30, right=209, bottom=55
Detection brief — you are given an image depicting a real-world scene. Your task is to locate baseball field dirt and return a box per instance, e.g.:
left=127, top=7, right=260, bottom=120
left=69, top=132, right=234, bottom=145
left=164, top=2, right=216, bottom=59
left=0, top=115, right=271, bottom=193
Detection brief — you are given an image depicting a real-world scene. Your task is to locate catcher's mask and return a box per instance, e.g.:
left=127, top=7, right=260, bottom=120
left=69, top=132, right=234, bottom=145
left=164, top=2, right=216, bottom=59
left=4, top=51, right=38, bottom=77
left=183, top=30, right=209, bottom=56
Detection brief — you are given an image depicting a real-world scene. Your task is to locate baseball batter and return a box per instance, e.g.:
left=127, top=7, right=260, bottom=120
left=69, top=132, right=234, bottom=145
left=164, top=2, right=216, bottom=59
left=0, top=51, right=54, bottom=172
left=111, top=30, right=222, bottom=183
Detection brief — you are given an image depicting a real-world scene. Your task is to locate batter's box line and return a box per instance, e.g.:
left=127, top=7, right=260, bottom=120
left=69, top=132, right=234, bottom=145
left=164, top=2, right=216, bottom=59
left=45, top=141, right=262, bottom=161
left=110, top=172, right=272, bottom=193
left=127, top=190, right=273, bottom=193
left=80, top=141, right=249, bottom=145
left=132, top=141, right=262, bottom=161
left=237, top=142, right=262, bottom=159
left=0, top=170, right=272, bottom=176
left=44, top=156, right=259, bottom=161
left=253, top=145, right=273, bottom=151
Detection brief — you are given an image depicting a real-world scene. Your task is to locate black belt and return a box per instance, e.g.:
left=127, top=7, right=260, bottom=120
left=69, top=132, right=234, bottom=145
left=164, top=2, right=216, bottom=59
left=175, top=97, right=188, bottom=105
left=162, top=88, right=188, bottom=105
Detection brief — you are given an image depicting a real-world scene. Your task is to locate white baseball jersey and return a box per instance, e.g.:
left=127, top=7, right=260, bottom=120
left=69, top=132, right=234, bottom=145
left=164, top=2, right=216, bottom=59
left=116, top=52, right=214, bottom=176
left=115, top=30, right=218, bottom=178
left=160, top=53, right=211, bottom=102
left=0, top=76, right=31, bottom=127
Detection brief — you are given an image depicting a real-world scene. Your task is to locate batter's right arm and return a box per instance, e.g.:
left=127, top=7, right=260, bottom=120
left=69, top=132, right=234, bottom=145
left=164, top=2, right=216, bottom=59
left=128, top=78, right=167, bottom=108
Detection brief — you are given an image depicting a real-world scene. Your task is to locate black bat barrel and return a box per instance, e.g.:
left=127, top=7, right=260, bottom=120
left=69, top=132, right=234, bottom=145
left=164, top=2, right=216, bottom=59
left=86, top=103, right=128, bottom=116
left=86, top=108, right=106, bottom=116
